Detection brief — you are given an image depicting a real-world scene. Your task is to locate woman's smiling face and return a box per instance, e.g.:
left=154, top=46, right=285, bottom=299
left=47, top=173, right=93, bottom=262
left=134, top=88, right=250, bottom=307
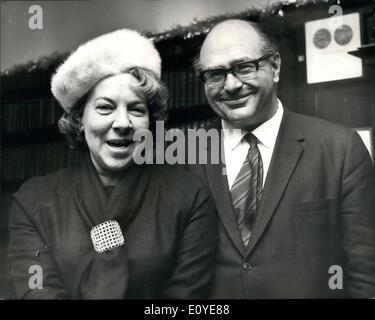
left=81, top=73, right=149, bottom=178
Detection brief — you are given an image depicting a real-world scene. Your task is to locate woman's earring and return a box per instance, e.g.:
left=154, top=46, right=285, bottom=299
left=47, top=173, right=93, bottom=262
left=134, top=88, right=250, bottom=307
left=80, top=125, right=84, bottom=133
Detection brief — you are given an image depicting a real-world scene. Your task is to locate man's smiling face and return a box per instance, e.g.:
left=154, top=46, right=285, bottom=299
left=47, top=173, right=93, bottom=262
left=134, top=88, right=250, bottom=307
left=200, top=20, right=281, bottom=129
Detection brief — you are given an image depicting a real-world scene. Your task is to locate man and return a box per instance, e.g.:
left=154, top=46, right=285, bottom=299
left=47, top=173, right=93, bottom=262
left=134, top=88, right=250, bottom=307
left=189, top=19, right=375, bottom=298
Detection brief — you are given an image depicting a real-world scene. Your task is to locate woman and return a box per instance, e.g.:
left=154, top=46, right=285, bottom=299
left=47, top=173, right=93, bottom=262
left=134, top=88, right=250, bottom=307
left=7, top=29, right=217, bottom=299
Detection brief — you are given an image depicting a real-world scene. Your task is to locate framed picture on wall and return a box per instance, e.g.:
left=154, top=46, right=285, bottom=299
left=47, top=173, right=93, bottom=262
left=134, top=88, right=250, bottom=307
left=305, top=12, right=363, bottom=84
left=354, top=127, right=374, bottom=162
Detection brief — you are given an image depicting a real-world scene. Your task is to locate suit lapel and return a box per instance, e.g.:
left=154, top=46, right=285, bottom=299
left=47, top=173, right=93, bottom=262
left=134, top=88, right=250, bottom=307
left=204, top=119, right=245, bottom=255
left=245, top=110, right=305, bottom=257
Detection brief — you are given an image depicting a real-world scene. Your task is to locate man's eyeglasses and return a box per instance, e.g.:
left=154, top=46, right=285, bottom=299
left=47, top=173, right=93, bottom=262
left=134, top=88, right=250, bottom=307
left=200, top=52, right=275, bottom=88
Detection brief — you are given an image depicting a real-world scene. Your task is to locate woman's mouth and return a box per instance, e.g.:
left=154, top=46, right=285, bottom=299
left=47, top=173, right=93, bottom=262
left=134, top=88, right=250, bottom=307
left=106, top=138, right=132, bottom=151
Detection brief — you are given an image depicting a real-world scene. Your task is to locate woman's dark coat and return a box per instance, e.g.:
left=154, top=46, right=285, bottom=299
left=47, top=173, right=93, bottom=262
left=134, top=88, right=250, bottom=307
left=8, top=155, right=217, bottom=299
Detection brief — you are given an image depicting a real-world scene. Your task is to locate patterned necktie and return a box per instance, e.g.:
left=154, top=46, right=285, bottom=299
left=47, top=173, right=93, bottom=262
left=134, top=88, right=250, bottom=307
left=230, top=133, right=263, bottom=247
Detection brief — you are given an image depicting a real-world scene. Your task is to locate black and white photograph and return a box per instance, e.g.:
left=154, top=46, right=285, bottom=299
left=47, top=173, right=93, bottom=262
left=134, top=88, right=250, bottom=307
left=1, top=0, right=375, bottom=308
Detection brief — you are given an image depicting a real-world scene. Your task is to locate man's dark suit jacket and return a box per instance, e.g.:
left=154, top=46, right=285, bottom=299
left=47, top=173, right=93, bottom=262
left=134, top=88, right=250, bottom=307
left=188, top=108, right=375, bottom=298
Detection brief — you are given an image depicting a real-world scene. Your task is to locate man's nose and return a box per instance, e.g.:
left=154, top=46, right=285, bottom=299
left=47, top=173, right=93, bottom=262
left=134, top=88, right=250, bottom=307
left=112, top=107, right=132, bottom=130
left=223, top=73, right=242, bottom=93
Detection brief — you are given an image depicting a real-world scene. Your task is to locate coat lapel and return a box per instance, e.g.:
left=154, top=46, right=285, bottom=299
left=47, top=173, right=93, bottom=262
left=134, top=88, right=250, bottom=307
left=73, top=153, right=108, bottom=228
left=204, top=119, right=245, bottom=255
left=73, top=153, right=150, bottom=229
left=245, top=109, right=305, bottom=257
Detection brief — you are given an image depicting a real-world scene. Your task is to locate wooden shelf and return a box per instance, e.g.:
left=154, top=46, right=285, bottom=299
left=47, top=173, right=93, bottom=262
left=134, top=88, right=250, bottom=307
left=348, top=43, right=375, bottom=64
left=1, top=125, right=63, bottom=148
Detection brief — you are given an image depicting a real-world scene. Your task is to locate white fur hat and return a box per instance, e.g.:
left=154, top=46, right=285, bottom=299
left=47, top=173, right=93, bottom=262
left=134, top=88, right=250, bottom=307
left=51, top=29, right=161, bottom=112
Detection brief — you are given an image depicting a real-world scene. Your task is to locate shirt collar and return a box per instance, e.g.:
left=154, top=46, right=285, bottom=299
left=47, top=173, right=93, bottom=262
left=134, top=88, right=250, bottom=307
left=222, top=99, right=284, bottom=150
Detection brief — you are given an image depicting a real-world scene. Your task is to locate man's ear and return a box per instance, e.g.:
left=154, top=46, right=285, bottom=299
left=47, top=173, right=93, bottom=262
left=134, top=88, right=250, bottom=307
left=271, top=52, right=281, bottom=84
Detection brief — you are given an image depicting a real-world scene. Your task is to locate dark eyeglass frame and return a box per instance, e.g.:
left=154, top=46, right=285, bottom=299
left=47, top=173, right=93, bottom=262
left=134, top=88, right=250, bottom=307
left=200, top=51, right=275, bottom=87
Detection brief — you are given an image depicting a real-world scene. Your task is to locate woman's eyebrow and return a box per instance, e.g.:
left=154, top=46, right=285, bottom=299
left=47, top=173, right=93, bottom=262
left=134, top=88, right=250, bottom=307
left=94, top=97, right=116, bottom=104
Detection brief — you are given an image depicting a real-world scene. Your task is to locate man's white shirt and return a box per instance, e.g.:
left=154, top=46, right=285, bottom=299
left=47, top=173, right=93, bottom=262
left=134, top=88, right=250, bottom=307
left=222, top=99, right=284, bottom=190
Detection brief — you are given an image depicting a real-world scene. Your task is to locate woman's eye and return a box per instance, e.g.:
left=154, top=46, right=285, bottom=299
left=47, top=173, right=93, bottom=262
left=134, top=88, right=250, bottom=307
left=96, top=104, right=113, bottom=114
left=129, top=105, right=147, bottom=114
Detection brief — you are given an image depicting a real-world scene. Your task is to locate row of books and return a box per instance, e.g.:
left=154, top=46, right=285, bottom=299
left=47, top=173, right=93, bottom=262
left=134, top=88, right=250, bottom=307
left=2, top=117, right=215, bottom=182
left=1, top=140, right=82, bottom=181
left=1, top=99, right=63, bottom=134
left=167, top=118, right=214, bottom=133
left=162, top=68, right=208, bottom=109
left=1, top=70, right=207, bottom=134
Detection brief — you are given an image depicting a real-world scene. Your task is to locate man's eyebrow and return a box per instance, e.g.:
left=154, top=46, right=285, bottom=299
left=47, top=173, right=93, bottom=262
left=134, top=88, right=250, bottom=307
left=230, top=57, right=253, bottom=64
left=203, top=57, right=253, bottom=70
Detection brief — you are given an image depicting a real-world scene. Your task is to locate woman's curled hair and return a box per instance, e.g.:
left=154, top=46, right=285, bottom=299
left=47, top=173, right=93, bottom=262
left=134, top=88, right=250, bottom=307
left=58, top=67, right=169, bottom=149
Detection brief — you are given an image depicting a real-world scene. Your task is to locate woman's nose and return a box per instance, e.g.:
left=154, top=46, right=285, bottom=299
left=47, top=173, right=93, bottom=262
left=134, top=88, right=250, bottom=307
left=112, top=108, right=132, bottom=130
